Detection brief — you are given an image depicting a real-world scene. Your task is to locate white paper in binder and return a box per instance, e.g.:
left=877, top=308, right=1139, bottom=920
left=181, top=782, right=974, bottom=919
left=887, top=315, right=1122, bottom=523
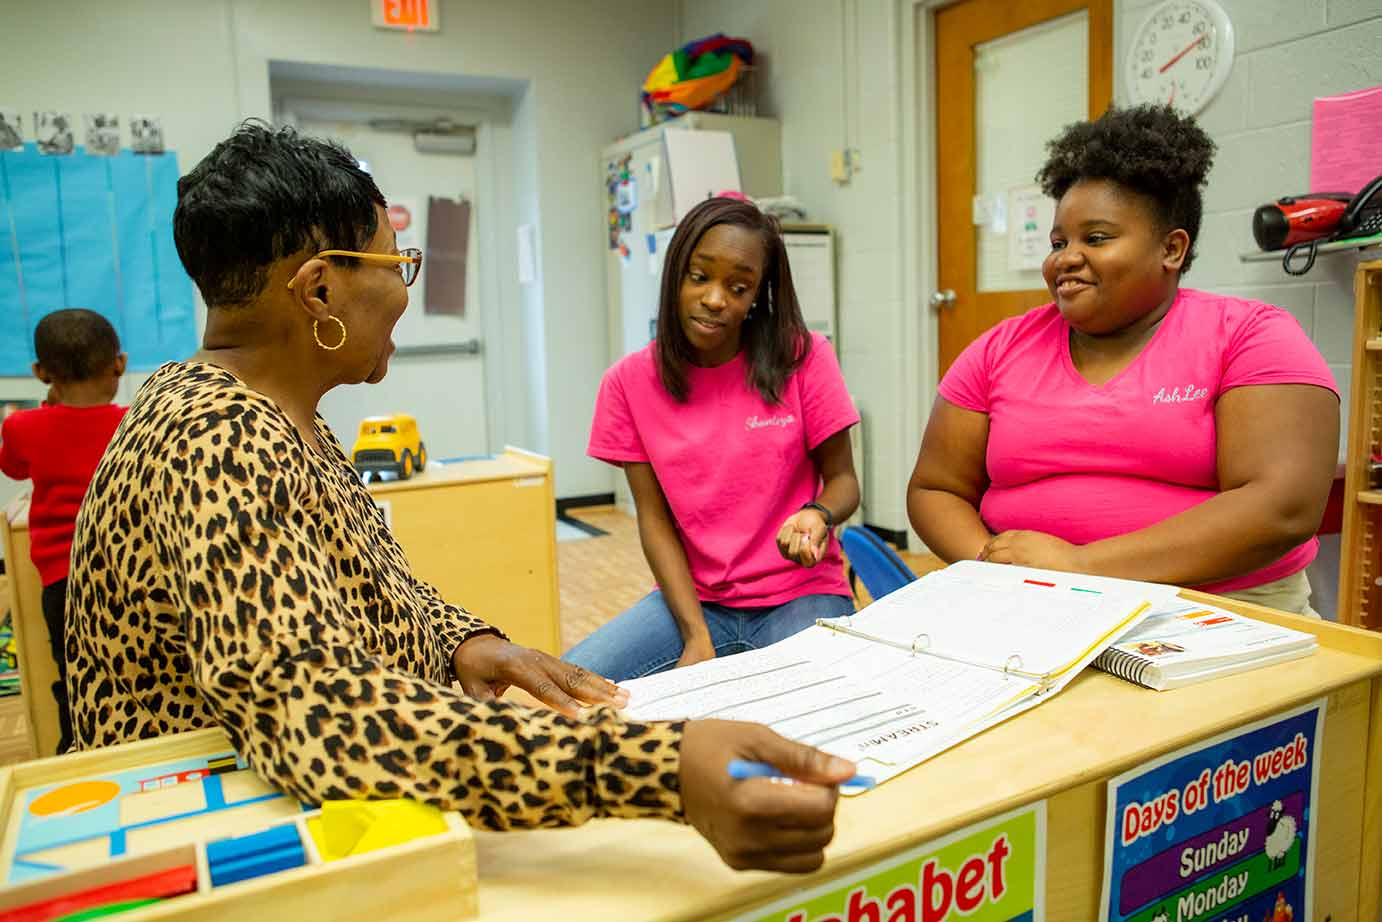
left=660, top=129, right=742, bottom=224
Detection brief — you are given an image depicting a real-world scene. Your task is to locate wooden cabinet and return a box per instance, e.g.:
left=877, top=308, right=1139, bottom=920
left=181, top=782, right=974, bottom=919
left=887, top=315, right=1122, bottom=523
left=365, top=448, right=561, bottom=655
left=1339, top=259, right=1382, bottom=628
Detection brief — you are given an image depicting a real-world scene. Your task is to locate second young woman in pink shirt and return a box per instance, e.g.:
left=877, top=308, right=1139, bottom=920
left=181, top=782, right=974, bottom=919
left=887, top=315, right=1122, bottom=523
left=565, top=197, right=860, bottom=682
left=908, top=105, right=1339, bottom=614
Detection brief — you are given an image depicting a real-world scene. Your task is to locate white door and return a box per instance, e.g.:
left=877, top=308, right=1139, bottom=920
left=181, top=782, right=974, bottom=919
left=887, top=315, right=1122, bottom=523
left=297, top=117, right=489, bottom=465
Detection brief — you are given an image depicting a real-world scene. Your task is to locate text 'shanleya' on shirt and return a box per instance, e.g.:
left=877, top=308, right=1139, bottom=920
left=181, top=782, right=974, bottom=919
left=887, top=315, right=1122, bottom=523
left=589, top=332, right=860, bottom=607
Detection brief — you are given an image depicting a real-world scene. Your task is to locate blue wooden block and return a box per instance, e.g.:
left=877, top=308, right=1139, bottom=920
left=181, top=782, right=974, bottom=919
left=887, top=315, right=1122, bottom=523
left=207, top=823, right=306, bottom=886
left=209, top=844, right=305, bottom=887
left=206, top=823, right=301, bottom=865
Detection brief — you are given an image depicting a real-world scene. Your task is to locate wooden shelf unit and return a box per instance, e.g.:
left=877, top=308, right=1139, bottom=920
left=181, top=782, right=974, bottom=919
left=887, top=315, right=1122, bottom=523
left=1339, top=259, right=1382, bottom=628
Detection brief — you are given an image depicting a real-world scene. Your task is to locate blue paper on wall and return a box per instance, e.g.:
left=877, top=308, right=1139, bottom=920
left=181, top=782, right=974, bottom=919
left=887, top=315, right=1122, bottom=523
left=0, top=144, right=196, bottom=375
left=0, top=154, right=30, bottom=373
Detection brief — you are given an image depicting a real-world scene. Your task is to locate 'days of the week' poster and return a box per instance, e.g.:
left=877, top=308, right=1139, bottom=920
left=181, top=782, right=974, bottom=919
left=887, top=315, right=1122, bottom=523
left=735, top=802, right=1045, bottom=922
left=1100, top=700, right=1324, bottom=922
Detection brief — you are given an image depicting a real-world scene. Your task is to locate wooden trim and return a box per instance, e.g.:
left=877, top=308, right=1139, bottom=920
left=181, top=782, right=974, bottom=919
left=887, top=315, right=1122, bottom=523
left=1339, top=261, right=1382, bottom=627
left=934, top=0, right=1115, bottom=375
left=555, top=493, right=617, bottom=515
left=1087, top=0, right=1113, bottom=115
left=1360, top=676, right=1382, bottom=920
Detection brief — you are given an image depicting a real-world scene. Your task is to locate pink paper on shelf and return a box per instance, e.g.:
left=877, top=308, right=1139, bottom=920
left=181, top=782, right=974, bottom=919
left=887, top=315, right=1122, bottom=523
left=1310, top=86, right=1382, bottom=195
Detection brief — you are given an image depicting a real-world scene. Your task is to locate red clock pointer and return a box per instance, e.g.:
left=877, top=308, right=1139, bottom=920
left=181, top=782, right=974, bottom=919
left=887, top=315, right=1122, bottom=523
left=1158, top=33, right=1208, bottom=73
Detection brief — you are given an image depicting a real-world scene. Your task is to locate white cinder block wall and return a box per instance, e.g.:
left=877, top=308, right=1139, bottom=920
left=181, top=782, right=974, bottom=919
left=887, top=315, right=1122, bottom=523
left=1120, top=0, right=1382, bottom=463
left=678, top=0, right=1382, bottom=540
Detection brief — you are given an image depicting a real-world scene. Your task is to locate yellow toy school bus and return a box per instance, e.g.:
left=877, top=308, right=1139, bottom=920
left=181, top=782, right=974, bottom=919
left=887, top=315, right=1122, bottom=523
left=351, top=415, right=427, bottom=480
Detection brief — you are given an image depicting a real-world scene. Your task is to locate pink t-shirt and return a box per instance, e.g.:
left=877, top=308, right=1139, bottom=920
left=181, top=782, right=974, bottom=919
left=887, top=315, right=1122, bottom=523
left=939, top=288, right=1339, bottom=594
left=589, top=332, right=859, bottom=606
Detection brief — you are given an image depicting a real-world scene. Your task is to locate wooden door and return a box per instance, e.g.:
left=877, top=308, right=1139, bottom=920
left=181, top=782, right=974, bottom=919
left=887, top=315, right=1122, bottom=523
left=935, top=0, right=1113, bottom=375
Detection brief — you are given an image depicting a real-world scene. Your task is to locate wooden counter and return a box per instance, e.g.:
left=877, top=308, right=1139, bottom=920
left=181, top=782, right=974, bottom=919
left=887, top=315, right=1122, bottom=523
left=470, top=592, right=1382, bottom=921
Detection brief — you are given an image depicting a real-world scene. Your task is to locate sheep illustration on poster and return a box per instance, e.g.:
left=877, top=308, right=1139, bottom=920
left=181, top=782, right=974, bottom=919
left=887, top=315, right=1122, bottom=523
left=1263, top=801, right=1296, bottom=871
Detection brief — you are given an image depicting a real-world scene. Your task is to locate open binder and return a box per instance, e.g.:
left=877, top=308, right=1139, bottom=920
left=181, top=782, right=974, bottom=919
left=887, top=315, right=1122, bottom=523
left=621, top=562, right=1179, bottom=788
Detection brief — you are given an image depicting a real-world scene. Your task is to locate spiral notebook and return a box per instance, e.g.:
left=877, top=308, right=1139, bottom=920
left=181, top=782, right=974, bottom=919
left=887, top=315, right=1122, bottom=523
left=620, top=562, right=1179, bottom=789
left=1093, top=600, right=1317, bottom=691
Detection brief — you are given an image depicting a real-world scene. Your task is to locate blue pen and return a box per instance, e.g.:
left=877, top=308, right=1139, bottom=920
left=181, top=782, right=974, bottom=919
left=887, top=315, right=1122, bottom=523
left=727, top=759, right=876, bottom=791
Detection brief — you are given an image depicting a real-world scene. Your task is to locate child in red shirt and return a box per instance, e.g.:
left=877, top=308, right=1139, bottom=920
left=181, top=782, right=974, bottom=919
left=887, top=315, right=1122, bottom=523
left=0, top=309, right=127, bottom=753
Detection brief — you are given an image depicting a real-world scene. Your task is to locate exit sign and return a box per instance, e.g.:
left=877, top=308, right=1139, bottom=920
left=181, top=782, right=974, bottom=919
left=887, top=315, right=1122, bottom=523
left=372, top=0, right=438, bottom=32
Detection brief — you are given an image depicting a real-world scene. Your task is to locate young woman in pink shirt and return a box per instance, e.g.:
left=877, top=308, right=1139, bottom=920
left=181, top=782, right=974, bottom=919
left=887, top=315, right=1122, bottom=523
left=565, top=197, right=861, bottom=681
left=908, top=105, right=1339, bottom=614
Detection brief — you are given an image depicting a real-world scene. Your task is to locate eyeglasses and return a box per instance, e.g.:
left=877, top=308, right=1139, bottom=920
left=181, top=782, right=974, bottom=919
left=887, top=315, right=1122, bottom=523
left=288, top=247, right=424, bottom=288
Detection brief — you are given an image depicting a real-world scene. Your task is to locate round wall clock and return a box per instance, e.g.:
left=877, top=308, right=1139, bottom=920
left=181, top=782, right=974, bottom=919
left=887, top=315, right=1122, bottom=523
left=1125, top=0, right=1235, bottom=115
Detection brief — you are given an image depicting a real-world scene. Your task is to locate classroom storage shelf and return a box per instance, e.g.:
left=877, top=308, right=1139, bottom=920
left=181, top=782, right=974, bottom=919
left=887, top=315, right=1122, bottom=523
left=1339, top=259, right=1382, bottom=629
left=0, top=730, right=477, bottom=921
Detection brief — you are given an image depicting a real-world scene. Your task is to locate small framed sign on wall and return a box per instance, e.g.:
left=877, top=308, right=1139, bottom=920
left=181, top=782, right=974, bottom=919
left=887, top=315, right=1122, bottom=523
left=372, top=0, right=438, bottom=32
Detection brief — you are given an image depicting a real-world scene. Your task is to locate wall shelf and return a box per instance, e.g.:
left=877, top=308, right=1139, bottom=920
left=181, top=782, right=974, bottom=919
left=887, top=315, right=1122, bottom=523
left=1240, top=233, right=1382, bottom=263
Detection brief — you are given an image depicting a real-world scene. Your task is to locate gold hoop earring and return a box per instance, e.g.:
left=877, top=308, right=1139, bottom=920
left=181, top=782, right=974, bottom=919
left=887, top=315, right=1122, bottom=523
left=314, top=317, right=347, bottom=351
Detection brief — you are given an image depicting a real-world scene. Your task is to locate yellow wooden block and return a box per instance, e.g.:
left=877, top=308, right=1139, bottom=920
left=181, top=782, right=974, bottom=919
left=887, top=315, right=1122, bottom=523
left=307, top=800, right=447, bottom=862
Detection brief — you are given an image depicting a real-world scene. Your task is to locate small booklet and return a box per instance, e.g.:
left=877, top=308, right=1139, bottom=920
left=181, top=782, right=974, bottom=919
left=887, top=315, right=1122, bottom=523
left=1092, top=600, right=1317, bottom=691
left=621, top=561, right=1179, bottom=788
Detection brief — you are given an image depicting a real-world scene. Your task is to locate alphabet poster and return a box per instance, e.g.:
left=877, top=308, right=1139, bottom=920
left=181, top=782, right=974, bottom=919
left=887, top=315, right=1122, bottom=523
left=1100, top=700, right=1323, bottom=922
left=733, top=802, right=1044, bottom=922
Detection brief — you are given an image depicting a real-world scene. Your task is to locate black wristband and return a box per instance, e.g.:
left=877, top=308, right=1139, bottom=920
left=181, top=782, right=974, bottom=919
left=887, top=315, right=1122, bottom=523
left=801, top=501, right=834, bottom=528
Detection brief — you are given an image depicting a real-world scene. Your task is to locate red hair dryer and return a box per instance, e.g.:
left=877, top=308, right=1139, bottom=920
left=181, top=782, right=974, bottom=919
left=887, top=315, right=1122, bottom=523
left=1252, top=194, right=1351, bottom=250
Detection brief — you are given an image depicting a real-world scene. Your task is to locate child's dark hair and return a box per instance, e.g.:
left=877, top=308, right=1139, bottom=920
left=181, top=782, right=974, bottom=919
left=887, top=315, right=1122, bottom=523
left=656, top=197, right=811, bottom=403
left=1036, top=104, right=1216, bottom=273
left=174, top=120, right=386, bottom=308
left=34, top=309, right=121, bottom=382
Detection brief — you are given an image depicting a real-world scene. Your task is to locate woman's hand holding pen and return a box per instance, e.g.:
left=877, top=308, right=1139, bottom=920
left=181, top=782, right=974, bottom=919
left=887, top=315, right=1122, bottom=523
left=679, top=719, right=856, bottom=873
left=777, top=508, right=830, bottom=568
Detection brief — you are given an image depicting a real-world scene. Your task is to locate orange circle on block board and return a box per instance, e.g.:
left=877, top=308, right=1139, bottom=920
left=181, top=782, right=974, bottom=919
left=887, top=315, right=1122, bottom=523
left=29, top=780, right=120, bottom=817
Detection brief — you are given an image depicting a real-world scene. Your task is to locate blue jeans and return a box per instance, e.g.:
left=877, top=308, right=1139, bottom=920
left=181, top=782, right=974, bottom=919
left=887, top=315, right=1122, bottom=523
left=562, top=590, right=855, bottom=683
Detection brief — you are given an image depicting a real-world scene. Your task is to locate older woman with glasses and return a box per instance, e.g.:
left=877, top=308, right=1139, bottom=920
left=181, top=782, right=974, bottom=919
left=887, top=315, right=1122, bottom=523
left=63, top=122, right=854, bottom=873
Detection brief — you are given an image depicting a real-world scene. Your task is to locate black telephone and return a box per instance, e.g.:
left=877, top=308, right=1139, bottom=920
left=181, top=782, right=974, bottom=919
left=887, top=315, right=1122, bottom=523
left=1284, top=174, right=1382, bottom=275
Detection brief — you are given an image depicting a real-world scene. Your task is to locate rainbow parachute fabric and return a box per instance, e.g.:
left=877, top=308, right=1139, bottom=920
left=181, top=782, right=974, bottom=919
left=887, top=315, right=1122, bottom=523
left=642, top=33, right=755, bottom=116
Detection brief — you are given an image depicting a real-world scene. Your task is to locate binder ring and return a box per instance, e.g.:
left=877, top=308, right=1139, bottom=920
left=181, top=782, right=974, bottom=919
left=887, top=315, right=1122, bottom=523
left=1004, top=654, right=1024, bottom=674
left=910, top=633, right=931, bottom=656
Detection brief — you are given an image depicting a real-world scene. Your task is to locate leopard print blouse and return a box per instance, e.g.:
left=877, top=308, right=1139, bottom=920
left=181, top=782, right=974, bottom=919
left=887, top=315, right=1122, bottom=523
left=66, top=361, right=685, bottom=830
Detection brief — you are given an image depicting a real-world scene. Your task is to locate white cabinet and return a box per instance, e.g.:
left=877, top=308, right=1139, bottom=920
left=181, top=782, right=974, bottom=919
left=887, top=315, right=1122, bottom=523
left=601, top=114, right=783, bottom=365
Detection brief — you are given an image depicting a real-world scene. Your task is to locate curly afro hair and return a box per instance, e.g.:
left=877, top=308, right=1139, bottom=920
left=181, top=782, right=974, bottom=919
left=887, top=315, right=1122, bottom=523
left=1036, top=104, right=1215, bottom=273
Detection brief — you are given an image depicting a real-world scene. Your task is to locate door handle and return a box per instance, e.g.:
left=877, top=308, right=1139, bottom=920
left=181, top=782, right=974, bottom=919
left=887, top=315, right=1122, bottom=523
left=929, top=289, right=957, bottom=310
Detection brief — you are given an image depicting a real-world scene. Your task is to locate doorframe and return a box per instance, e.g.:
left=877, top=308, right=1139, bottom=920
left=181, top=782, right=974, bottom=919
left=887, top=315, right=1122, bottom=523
left=896, top=0, right=1114, bottom=553
left=897, top=0, right=950, bottom=554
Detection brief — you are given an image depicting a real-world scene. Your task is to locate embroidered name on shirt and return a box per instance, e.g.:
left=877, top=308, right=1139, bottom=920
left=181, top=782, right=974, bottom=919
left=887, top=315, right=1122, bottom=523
left=745, top=413, right=796, bottom=431
left=1152, top=384, right=1209, bottom=405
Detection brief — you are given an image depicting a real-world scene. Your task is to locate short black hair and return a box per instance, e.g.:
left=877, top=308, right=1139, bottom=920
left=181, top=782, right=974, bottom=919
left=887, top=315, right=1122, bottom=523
left=34, top=309, right=121, bottom=382
left=174, top=120, right=386, bottom=308
left=656, top=197, right=811, bottom=404
left=1036, top=104, right=1215, bottom=273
